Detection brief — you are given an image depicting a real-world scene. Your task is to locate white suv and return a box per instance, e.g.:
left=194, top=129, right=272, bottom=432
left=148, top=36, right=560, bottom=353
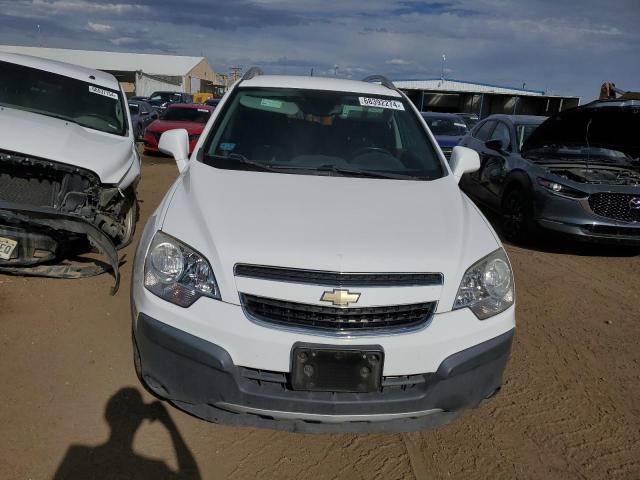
left=0, top=52, right=139, bottom=291
left=131, top=70, right=515, bottom=433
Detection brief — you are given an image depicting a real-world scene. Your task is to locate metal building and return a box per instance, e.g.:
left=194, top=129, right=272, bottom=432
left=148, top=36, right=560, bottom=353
left=395, top=78, right=580, bottom=118
left=0, top=45, right=223, bottom=97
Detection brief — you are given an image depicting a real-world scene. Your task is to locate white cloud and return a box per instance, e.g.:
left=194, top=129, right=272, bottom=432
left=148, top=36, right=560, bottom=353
left=86, top=21, right=112, bottom=33
left=386, top=58, right=411, bottom=66
left=31, top=0, right=145, bottom=14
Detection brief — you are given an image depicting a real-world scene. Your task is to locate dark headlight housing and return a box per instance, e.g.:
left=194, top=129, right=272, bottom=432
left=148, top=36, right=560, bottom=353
left=536, top=178, right=588, bottom=199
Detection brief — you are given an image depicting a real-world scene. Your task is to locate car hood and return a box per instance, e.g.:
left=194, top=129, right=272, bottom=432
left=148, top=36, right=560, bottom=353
left=0, top=107, right=135, bottom=184
left=147, top=120, right=205, bottom=134
left=434, top=135, right=462, bottom=148
left=161, top=161, right=500, bottom=307
left=521, top=103, right=640, bottom=161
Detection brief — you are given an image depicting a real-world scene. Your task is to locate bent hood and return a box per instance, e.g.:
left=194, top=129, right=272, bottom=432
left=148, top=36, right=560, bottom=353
left=0, top=107, right=135, bottom=184
left=161, top=162, right=500, bottom=307
left=522, top=103, right=640, bottom=161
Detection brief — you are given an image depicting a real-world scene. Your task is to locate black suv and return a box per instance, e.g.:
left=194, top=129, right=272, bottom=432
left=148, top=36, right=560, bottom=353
left=458, top=101, right=640, bottom=244
left=146, top=91, right=193, bottom=112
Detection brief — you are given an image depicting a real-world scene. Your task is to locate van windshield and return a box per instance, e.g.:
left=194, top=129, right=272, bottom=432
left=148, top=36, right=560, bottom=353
left=203, top=87, right=444, bottom=180
left=0, top=60, right=127, bottom=136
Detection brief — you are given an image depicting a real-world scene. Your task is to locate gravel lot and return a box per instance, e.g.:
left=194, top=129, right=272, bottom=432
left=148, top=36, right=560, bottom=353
left=1, top=154, right=639, bottom=479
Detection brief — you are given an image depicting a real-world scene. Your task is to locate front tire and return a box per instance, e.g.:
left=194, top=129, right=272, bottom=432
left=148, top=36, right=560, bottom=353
left=501, top=188, right=534, bottom=244
left=116, top=191, right=138, bottom=249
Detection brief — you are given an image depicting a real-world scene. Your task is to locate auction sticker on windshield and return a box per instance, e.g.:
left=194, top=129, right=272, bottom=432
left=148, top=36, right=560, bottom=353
left=89, top=85, right=118, bottom=100
left=0, top=237, right=17, bottom=260
left=359, top=97, right=405, bottom=110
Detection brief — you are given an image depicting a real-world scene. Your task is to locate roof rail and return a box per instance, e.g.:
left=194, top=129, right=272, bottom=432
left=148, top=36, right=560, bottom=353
left=242, top=67, right=264, bottom=82
left=362, top=75, right=397, bottom=91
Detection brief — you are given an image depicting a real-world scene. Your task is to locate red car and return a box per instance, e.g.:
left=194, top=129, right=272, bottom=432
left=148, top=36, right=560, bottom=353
left=143, top=103, right=214, bottom=154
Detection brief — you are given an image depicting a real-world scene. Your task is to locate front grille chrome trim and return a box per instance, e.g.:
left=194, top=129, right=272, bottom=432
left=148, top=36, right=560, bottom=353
left=234, top=264, right=443, bottom=287
left=240, top=293, right=437, bottom=337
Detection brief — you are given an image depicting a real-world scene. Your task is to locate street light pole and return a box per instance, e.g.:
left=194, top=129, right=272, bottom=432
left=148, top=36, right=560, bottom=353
left=441, top=54, right=446, bottom=81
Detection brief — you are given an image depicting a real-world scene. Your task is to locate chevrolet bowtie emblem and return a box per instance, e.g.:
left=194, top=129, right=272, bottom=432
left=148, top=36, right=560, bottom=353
left=320, top=289, right=361, bottom=307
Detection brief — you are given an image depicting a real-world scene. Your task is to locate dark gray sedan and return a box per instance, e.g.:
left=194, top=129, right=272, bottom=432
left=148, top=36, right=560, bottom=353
left=458, top=102, right=640, bottom=245
left=128, top=99, right=158, bottom=140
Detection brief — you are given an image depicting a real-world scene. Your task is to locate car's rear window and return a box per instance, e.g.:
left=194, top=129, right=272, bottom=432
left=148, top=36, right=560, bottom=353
left=202, top=87, right=444, bottom=180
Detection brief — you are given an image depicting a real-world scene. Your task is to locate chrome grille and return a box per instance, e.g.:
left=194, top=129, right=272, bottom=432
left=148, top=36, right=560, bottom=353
left=241, top=294, right=436, bottom=332
left=588, top=193, right=640, bottom=222
left=440, top=147, right=453, bottom=161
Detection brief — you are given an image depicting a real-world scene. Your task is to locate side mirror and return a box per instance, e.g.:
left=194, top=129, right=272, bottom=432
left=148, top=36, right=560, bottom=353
left=485, top=139, right=504, bottom=152
left=450, top=146, right=480, bottom=183
left=158, top=129, right=190, bottom=173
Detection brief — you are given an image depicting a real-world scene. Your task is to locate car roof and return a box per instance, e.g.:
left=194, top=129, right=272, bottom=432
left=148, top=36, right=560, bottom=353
left=166, top=103, right=214, bottom=110
left=581, top=99, right=640, bottom=109
left=240, top=75, right=402, bottom=98
left=0, top=51, right=120, bottom=91
left=482, top=114, right=547, bottom=124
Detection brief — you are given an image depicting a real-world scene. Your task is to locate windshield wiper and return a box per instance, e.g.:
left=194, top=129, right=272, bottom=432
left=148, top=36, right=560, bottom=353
left=205, top=153, right=278, bottom=172
left=269, top=164, right=422, bottom=180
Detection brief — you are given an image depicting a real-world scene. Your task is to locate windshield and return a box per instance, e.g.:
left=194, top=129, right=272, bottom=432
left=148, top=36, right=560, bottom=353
left=162, top=107, right=211, bottom=123
left=515, top=124, right=540, bottom=151
left=149, top=92, right=180, bottom=102
left=422, top=115, right=468, bottom=137
left=203, top=87, right=444, bottom=180
left=0, top=60, right=127, bottom=136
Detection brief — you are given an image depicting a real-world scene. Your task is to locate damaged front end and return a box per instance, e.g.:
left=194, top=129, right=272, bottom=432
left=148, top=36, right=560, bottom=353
left=0, top=150, right=136, bottom=293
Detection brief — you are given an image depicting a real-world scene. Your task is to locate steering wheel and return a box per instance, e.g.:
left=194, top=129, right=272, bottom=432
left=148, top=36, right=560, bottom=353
left=348, top=146, right=394, bottom=161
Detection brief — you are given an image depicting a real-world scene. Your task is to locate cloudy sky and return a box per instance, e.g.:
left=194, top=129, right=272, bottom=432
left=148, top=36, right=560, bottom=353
left=1, top=0, right=638, bottom=101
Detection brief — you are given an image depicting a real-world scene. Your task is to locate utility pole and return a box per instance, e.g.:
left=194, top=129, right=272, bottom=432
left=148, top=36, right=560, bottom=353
left=441, top=54, right=446, bottom=81
left=230, top=67, right=242, bottom=83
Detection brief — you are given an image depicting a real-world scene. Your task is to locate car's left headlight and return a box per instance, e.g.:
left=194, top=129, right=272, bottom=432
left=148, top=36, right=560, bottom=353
left=144, top=231, right=220, bottom=307
left=453, top=248, right=514, bottom=319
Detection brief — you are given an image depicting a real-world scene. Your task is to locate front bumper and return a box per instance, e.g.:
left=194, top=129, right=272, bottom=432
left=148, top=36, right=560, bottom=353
left=534, top=188, right=640, bottom=244
left=133, top=311, right=514, bottom=433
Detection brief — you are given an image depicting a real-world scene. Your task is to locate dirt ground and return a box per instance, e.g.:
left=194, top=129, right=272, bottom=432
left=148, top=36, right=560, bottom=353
left=1, top=154, right=639, bottom=480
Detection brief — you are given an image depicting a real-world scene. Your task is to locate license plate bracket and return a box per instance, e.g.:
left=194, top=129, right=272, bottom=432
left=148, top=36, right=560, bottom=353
left=0, top=236, right=18, bottom=260
left=291, top=343, right=384, bottom=393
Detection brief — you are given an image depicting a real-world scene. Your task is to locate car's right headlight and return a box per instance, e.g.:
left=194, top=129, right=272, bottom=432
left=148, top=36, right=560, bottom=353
left=144, top=231, right=220, bottom=307
left=453, top=248, right=514, bottom=319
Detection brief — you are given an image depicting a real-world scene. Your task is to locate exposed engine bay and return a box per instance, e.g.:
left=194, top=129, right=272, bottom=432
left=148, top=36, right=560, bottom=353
left=0, top=150, right=136, bottom=292
left=544, top=164, right=640, bottom=186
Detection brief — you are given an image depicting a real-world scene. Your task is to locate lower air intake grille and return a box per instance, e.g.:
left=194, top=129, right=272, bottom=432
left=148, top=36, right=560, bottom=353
left=241, top=294, right=436, bottom=332
left=588, top=192, right=640, bottom=222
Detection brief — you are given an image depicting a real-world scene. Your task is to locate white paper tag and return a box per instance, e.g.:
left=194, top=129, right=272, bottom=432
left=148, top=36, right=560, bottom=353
left=359, top=97, right=404, bottom=110
left=89, top=85, right=118, bottom=100
left=260, top=98, right=283, bottom=109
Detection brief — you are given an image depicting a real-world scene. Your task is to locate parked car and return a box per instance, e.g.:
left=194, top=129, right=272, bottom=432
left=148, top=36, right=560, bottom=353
left=204, top=98, right=221, bottom=109
left=128, top=99, right=158, bottom=140
left=143, top=103, right=213, bottom=155
left=458, top=113, right=479, bottom=129
left=421, top=112, right=469, bottom=161
left=147, top=91, right=192, bottom=112
left=0, top=52, right=140, bottom=290
left=459, top=105, right=640, bottom=244
left=131, top=72, right=516, bottom=433
left=129, top=95, right=149, bottom=102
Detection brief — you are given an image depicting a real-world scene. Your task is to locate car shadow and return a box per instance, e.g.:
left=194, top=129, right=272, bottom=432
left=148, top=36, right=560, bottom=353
left=52, top=387, right=201, bottom=480
left=477, top=205, right=640, bottom=258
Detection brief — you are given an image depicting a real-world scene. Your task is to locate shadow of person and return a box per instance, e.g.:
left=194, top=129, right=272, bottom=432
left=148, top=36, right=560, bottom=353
left=53, top=388, right=201, bottom=480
